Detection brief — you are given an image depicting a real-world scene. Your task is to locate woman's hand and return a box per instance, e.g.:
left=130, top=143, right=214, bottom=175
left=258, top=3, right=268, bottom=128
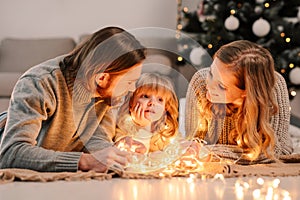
left=131, top=103, right=151, bottom=127
left=181, top=140, right=211, bottom=162
left=115, top=136, right=147, bottom=154
left=181, top=140, right=201, bottom=157
left=78, top=146, right=131, bottom=173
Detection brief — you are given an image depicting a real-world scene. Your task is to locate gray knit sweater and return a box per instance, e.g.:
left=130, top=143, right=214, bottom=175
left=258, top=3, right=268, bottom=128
left=0, top=56, right=115, bottom=172
left=185, top=68, right=293, bottom=157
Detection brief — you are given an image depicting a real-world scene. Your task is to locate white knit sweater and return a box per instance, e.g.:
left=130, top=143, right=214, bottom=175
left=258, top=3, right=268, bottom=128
left=185, top=68, right=293, bottom=162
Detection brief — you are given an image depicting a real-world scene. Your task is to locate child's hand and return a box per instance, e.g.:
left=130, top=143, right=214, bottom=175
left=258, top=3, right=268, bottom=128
left=115, top=136, right=147, bottom=154
left=131, top=103, right=151, bottom=127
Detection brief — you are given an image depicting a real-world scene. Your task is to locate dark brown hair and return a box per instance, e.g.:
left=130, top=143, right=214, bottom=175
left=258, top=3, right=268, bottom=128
left=61, top=26, right=146, bottom=91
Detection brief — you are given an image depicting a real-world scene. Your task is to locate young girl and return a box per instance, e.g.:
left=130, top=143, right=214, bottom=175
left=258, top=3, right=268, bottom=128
left=185, top=40, right=293, bottom=163
left=114, top=73, right=179, bottom=154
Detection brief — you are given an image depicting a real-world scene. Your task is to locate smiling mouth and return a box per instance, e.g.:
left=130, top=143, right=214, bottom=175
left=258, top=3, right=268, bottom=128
left=207, top=91, right=219, bottom=97
left=207, top=91, right=220, bottom=102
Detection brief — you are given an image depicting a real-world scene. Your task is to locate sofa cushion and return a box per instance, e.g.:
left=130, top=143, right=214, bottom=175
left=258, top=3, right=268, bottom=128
left=0, top=38, right=76, bottom=72
left=290, top=88, right=300, bottom=119
left=0, top=72, right=23, bottom=97
left=0, top=98, right=10, bottom=113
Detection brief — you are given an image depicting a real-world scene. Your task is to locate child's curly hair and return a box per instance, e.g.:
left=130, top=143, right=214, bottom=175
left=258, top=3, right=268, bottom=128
left=130, top=73, right=179, bottom=139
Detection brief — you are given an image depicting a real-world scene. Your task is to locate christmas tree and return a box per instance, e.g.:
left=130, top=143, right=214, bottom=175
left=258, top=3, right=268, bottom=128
left=176, top=0, right=300, bottom=99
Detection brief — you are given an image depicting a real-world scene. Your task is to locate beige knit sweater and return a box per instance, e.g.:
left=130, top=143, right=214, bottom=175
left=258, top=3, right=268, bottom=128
left=0, top=56, right=114, bottom=172
left=185, top=68, right=293, bottom=161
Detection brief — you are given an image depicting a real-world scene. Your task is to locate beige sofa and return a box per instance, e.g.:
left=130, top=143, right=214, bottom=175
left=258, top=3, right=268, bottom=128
left=0, top=37, right=77, bottom=112
left=0, top=36, right=194, bottom=113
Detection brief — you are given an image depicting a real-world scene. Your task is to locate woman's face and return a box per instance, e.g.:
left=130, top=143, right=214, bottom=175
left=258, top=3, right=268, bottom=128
left=103, top=63, right=142, bottom=98
left=131, top=91, right=166, bottom=122
left=206, top=58, right=245, bottom=104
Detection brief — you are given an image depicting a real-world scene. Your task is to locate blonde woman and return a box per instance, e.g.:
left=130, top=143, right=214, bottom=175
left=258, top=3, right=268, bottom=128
left=185, top=40, right=293, bottom=163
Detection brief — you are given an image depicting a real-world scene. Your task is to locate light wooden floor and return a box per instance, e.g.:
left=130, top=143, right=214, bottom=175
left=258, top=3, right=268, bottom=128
left=1, top=176, right=299, bottom=200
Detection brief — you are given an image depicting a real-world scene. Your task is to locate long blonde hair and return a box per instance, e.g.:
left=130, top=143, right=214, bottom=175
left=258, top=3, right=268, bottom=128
left=201, top=40, right=278, bottom=160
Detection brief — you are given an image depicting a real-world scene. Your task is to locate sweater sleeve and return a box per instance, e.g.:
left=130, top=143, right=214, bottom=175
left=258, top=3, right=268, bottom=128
left=185, top=68, right=209, bottom=138
left=271, top=72, right=293, bottom=155
left=83, top=106, right=115, bottom=152
left=0, top=74, right=81, bottom=172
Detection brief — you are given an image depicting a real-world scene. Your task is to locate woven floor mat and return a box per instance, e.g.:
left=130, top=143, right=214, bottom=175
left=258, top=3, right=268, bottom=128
left=0, top=168, right=112, bottom=184
left=1, top=161, right=300, bottom=183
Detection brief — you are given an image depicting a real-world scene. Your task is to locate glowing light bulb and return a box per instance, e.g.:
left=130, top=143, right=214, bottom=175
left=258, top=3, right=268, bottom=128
left=246, top=152, right=255, bottom=159
left=159, top=173, right=164, bottom=177
left=257, top=177, right=265, bottom=185
left=253, top=189, right=261, bottom=199
left=272, top=179, right=280, bottom=188
left=291, top=90, right=297, bottom=97
left=235, top=184, right=244, bottom=200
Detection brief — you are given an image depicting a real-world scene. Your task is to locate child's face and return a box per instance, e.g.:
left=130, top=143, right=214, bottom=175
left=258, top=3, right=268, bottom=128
left=131, top=92, right=166, bottom=122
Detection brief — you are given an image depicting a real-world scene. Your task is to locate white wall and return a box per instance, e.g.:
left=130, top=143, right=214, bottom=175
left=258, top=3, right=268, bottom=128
left=0, top=0, right=177, bottom=41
